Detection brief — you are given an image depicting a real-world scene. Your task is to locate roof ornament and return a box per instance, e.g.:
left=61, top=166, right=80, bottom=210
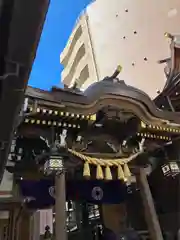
left=111, top=65, right=123, bottom=79
left=164, top=32, right=180, bottom=47
left=102, top=65, right=124, bottom=84
left=64, top=80, right=82, bottom=93
left=59, top=129, right=67, bottom=148
left=164, top=32, right=174, bottom=40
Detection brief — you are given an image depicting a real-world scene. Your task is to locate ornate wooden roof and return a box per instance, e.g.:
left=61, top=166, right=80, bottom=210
left=154, top=33, right=180, bottom=110
left=6, top=65, right=180, bottom=184
left=5, top=37, right=180, bottom=217
left=9, top=35, right=180, bottom=184
left=24, top=75, right=180, bottom=136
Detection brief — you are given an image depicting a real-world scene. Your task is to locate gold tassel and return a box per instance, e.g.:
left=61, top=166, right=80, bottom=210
left=83, top=161, right=91, bottom=178
left=105, top=166, right=112, bottom=180
left=124, top=164, right=131, bottom=178
left=96, top=165, right=104, bottom=180
left=117, top=165, right=125, bottom=180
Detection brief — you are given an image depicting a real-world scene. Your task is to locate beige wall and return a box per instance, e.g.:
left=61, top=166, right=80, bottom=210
left=86, top=0, right=180, bottom=98
left=60, top=0, right=180, bottom=98
left=60, top=14, right=98, bottom=89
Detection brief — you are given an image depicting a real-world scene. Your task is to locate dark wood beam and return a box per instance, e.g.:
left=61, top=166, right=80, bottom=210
left=136, top=168, right=163, bottom=240
left=0, top=0, right=49, bottom=182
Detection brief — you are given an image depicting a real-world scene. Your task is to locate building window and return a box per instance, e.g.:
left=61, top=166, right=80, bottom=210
left=76, top=65, right=89, bottom=88
left=62, top=44, right=86, bottom=86
left=62, top=26, right=83, bottom=66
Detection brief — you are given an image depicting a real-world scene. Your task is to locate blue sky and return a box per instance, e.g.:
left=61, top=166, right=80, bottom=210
left=29, top=0, right=92, bottom=90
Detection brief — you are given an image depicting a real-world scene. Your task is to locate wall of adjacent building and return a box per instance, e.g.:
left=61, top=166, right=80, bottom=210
left=0, top=141, right=16, bottom=219
left=60, top=13, right=98, bottom=90
left=86, top=0, right=180, bottom=98
left=60, top=0, right=180, bottom=98
left=0, top=170, right=13, bottom=219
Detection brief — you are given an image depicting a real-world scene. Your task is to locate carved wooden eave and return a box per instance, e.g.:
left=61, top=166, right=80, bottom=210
left=23, top=79, right=180, bottom=140
left=170, top=35, right=180, bottom=74
left=154, top=34, right=180, bottom=110
left=25, top=83, right=180, bottom=122
left=10, top=77, right=180, bottom=181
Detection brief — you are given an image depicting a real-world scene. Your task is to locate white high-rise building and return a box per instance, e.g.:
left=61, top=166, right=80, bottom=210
left=60, top=0, right=180, bottom=98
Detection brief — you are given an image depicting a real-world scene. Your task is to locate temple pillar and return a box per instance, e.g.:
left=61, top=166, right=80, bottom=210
left=55, top=173, right=67, bottom=240
left=18, top=209, right=31, bottom=240
left=7, top=209, right=16, bottom=240
left=136, top=168, right=163, bottom=240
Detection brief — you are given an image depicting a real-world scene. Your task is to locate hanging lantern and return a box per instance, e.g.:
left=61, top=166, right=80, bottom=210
left=161, top=161, right=180, bottom=177
left=44, top=156, right=64, bottom=175
left=43, top=144, right=66, bottom=176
